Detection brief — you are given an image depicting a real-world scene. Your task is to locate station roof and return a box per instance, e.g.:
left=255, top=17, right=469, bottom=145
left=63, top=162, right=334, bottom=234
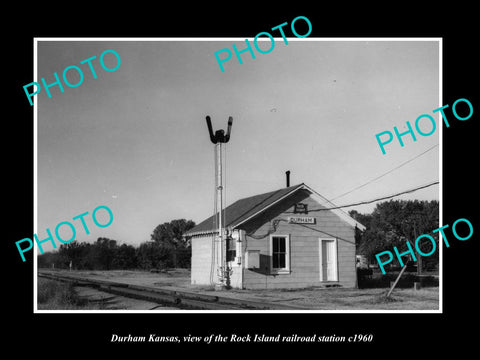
left=185, top=183, right=365, bottom=237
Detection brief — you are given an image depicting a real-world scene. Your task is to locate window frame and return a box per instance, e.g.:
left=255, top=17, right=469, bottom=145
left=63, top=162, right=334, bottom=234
left=269, top=234, right=291, bottom=274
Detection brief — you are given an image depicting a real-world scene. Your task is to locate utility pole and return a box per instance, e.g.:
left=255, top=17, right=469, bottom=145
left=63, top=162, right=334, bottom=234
left=413, top=219, right=422, bottom=276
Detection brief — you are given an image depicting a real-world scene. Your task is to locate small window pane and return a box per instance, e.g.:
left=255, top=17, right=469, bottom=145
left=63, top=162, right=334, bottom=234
left=273, top=237, right=279, bottom=252
left=278, top=254, right=286, bottom=268
left=273, top=254, right=279, bottom=268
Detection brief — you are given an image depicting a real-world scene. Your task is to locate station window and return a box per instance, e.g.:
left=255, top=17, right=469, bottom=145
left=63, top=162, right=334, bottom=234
left=270, top=235, right=290, bottom=273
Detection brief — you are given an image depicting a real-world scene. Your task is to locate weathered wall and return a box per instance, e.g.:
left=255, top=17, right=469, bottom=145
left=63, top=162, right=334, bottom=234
left=190, top=234, right=214, bottom=286
left=239, top=190, right=357, bottom=289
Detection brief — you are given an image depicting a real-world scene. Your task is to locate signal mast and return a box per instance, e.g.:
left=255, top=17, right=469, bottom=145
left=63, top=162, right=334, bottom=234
left=206, top=116, right=233, bottom=289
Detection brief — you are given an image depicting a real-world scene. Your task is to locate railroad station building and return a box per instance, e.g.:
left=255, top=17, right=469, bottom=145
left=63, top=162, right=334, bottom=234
left=184, top=183, right=365, bottom=289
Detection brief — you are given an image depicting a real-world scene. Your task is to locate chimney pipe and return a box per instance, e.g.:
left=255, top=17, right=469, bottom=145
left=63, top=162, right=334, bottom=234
left=286, top=170, right=290, bottom=187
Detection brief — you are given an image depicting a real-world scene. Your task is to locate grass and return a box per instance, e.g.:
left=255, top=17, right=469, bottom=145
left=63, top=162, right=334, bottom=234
left=37, top=278, right=106, bottom=310
left=39, top=269, right=439, bottom=310
left=223, top=286, right=439, bottom=310
left=322, top=287, right=440, bottom=310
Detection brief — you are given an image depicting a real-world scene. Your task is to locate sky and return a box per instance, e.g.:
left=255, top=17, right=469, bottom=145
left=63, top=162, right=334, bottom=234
left=35, top=39, right=440, bottom=249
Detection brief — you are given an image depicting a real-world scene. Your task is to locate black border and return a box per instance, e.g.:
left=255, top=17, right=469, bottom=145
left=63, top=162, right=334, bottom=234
left=7, top=5, right=479, bottom=354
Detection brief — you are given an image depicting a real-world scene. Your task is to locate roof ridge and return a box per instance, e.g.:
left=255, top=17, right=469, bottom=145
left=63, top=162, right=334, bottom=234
left=225, top=184, right=302, bottom=227
left=184, top=182, right=366, bottom=236
left=185, top=183, right=305, bottom=236
left=229, top=183, right=303, bottom=206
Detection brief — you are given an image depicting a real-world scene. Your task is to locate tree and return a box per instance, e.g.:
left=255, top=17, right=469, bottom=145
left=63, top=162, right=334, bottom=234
left=151, top=219, right=196, bottom=247
left=93, top=237, right=118, bottom=270
left=135, top=241, right=173, bottom=270
left=150, top=219, right=196, bottom=268
left=112, top=243, right=137, bottom=269
left=37, top=251, right=59, bottom=269
left=351, top=200, right=439, bottom=271
left=37, top=219, right=198, bottom=271
left=57, top=241, right=91, bottom=269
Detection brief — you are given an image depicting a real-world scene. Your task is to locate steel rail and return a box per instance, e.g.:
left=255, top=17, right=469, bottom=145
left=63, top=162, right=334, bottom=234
left=38, top=271, right=310, bottom=310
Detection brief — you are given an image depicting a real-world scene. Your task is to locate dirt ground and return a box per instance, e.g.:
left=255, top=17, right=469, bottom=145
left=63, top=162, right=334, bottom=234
left=72, top=286, right=179, bottom=310
left=40, top=269, right=440, bottom=311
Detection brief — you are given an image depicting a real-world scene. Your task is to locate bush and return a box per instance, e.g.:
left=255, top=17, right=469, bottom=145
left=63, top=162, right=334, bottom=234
left=37, top=278, right=86, bottom=309
left=357, top=270, right=439, bottom=289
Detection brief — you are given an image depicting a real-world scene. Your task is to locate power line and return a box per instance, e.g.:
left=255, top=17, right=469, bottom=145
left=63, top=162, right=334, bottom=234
left=246, top=181, right=439, bottom=242
left=330, top=143, right=439, bottom=202
left=286, top=180, right=439, bottom=213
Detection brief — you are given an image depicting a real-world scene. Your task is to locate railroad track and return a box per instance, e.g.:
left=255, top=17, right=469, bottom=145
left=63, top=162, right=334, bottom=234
left=38, top=272, right=310, bottom=310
